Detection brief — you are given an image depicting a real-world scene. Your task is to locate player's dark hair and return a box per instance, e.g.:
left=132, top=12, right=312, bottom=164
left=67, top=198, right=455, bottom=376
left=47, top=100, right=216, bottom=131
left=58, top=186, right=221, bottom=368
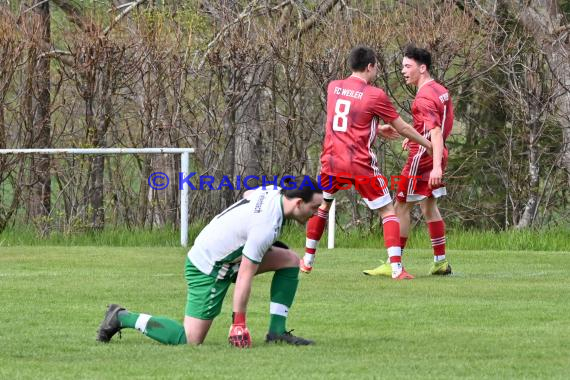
left=403, top=44, right=432, bottom=72
left=281, top=176, right=323, bottom=203
left=348, top=46, right=376, bottom=72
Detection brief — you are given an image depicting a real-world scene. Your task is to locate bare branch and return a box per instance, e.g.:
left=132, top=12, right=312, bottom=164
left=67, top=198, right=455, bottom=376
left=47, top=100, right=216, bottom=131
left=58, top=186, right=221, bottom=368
left=103, top=0, right=148, bottom=36
left=295, top=0, right=341, bottom=37
left=553, top=23, right=570, bottom=35
left=196, top=0, right=293, bottom=71
left=37, top=49, right=72, bottom=59
left=22, top=0, right=49, bottom=14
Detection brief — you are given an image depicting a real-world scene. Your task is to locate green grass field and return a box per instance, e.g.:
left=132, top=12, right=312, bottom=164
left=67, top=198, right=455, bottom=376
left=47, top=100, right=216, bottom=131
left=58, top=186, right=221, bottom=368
left=1, top=246, right=569, bottom=379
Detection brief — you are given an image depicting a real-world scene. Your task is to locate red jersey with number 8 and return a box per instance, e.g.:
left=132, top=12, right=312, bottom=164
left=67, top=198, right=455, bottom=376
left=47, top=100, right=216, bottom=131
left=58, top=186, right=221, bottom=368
left=320, top=75, right=400, bottom=177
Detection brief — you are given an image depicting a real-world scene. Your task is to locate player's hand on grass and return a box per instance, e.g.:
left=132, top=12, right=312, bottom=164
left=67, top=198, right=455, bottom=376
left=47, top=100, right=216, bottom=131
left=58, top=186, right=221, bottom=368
left=402, top=138, right=410, bottom=151
left=228, top=312, right=251, bottom=348
left=378, top=124, right=400, bottom=140
left=228, top=323, right=251, bottom=348
left=429, top=166, right=442, bottom=188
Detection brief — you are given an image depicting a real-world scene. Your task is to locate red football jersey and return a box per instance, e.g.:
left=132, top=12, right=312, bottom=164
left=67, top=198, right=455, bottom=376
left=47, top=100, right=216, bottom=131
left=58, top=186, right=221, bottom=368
left=407, top=80, right=453, bottom=173
left=320, top=76, right=400, bottom=177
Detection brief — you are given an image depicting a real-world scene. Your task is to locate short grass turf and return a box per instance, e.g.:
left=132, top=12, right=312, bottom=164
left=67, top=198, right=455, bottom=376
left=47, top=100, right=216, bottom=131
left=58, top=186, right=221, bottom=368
left=1, top=246, right=569, bottom=379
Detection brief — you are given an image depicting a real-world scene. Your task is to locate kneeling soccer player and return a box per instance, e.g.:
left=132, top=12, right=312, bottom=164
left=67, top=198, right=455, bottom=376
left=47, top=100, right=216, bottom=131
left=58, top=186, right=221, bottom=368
left=96, top=176, right=323, bottom=347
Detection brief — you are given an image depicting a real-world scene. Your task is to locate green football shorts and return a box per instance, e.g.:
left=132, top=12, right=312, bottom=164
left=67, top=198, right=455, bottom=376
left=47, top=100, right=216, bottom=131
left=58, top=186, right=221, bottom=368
left=184, top=257, right=232, bottom=320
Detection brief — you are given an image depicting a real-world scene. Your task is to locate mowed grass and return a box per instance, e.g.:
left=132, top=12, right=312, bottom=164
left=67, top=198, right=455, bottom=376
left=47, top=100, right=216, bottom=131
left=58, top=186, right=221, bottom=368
left=1, top=246, right=570, bottom=379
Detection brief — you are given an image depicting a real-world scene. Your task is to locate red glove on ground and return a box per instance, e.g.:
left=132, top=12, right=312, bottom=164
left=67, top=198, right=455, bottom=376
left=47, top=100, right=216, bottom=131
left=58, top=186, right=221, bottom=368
left=228, top=312, right=251, bottom=348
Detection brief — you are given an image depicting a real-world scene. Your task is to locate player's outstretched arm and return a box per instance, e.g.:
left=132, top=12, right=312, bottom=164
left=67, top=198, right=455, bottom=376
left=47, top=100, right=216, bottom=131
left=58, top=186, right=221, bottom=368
left=389, top=117, right=432, bottom=154
left=377, top=124, right=400, bottom=140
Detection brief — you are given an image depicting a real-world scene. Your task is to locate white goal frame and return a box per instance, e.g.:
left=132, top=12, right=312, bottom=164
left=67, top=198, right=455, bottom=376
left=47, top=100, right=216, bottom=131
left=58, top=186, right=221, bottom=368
left=328, top=200, right=336, bottom=249
left=0, top=148, right=195, bottom=247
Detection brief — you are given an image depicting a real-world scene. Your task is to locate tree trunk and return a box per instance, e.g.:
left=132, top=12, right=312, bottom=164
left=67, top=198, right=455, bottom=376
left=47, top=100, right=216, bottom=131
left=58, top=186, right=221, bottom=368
left=221, top=105, right=237, bottom=210
left=156, top=79, right=177, bottom=226
left=234, top=74, right=263, bottom=186
left=31, top=1, right=52, bottom=234
left=0, top=99, right=21, bottom=233
left=517, top=124, right=540, bottom=228
left=89, top=59, right=113, bottom=230
left=0, top=104, right=4, bottom=162
left=138, top=157, right=151, bottom=227
left=515, top=0, right=570, bottom=184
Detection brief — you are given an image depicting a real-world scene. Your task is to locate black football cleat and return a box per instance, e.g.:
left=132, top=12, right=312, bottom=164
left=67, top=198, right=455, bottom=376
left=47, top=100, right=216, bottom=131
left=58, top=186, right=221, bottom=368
left=265, top=330, right=314, bottom=345
left=96, top=304, right=125, bottom=343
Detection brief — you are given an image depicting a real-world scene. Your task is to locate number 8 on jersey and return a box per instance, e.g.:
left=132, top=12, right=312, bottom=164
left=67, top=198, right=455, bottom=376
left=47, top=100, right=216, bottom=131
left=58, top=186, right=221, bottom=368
left=332, top=99, right=351, bottom=132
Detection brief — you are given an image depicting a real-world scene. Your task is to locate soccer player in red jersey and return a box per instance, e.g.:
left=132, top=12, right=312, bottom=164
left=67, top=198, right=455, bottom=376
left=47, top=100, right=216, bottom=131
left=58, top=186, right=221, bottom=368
left=301, top=46, right=433, bottom=280
left=394, top=45, right=453, bottom=276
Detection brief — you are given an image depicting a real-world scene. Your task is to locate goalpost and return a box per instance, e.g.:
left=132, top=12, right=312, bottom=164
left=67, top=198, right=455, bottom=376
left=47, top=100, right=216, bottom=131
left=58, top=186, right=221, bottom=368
left=328, top=199, right=336, bottom=249
left=0, top=148, right=195, bottom=247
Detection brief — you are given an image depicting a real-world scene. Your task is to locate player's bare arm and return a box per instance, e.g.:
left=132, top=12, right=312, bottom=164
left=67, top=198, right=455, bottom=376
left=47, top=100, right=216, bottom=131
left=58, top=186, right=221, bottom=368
left=429, top=126, right=443, bottom=188
left=233, top=256, right=258, bottom=313
left=227, top=255, right=258, bottom=347
left=389, top=116, right=433, bottom=153
left=378, top=124, right=400, bottom=140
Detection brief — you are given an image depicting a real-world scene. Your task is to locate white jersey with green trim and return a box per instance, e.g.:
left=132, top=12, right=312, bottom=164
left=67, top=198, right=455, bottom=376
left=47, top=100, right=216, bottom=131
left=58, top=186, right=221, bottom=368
left=188, top=188, right=284, bottom=279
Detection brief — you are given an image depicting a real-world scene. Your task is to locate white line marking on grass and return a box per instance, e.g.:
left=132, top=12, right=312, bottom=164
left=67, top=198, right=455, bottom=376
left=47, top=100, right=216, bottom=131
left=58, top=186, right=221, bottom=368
left=0, top=271, right=62, bottom=277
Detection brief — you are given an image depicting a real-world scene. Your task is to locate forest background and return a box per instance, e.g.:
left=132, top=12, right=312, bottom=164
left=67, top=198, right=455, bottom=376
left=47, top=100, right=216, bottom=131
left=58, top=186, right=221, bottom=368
left=0, top=0, right=569, bottom=237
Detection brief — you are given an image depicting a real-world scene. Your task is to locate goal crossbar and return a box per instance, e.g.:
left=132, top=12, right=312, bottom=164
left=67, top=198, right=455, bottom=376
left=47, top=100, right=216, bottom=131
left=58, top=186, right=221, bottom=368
left=0, top=147, right=195, bottom=247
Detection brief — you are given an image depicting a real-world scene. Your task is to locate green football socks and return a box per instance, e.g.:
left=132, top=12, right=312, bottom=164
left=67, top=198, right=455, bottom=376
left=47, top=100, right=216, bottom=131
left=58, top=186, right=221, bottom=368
left=118, top=311, right=187, bottom=345
left=268, top=267, right=299, bottom=334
